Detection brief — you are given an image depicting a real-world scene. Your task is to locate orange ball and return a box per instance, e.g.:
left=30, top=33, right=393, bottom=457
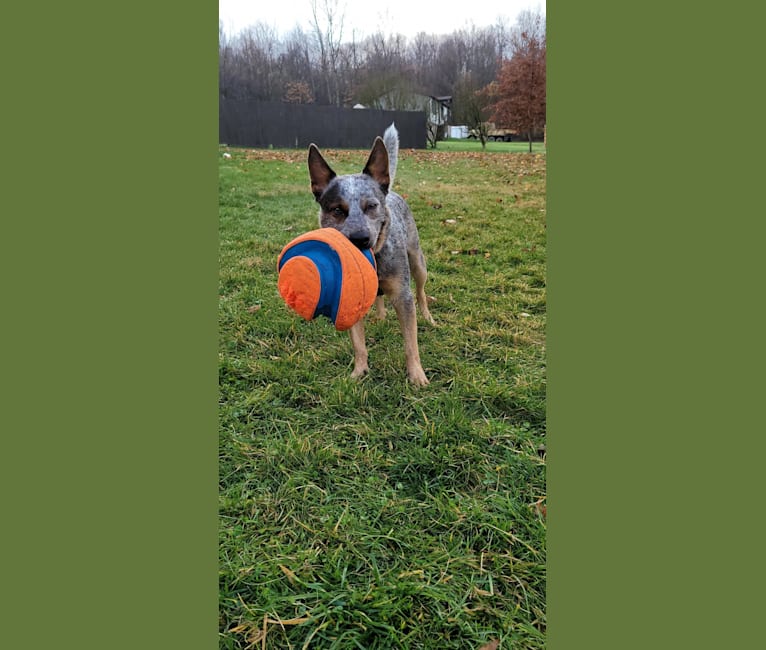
left=277, top=229, right=378, bottom=331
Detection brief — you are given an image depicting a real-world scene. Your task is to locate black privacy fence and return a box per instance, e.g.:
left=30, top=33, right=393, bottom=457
left=219, top=98, right=427, bottom=150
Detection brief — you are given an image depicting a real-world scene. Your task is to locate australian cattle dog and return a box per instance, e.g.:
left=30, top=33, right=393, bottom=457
left=307, top=124, right=435, bottom=385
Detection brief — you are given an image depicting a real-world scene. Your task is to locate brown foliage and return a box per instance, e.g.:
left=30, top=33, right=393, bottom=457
left=483, top=29, right=546, bottom=142
left=283, top=81, right=314, bottom=104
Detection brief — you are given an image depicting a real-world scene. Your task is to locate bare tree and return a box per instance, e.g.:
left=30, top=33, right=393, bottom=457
left=453, top=72, right=491, bottom=148
left=219, top=21, right=233, bottom=98
left=493, top=16, right=511, bottom=62
left=280, top=26, right=316, bottom=99
left=511, top=8, right=546, bottom=52
left=309, top=0, right=347, bottom=105
left=218, top=11, right=532, bottom=114
left=354, top=31, right=413, bottom=109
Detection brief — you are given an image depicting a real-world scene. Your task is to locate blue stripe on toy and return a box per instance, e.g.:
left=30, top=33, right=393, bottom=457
left=361, top=248, right=376, bottom=270
left=278, top=240, right=342, bottom=323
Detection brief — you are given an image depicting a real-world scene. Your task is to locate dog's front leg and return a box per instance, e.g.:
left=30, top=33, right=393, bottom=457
left=348, top=320, right=369, bottom=379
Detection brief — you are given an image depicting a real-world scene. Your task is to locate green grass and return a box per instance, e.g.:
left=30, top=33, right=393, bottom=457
left=219, top=145, right=546, bottom=649
left=435, top=140, right=546, bottom=154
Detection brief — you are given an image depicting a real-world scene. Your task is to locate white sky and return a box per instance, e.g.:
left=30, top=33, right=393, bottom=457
left=219, top=0, right=545, bottom=39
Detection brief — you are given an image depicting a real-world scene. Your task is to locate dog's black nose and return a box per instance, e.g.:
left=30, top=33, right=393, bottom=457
left=349, top=234, right=371, bottom=249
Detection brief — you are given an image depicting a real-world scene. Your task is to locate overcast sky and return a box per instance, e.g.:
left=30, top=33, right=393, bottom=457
left=219, top=0, right=545, bottom=39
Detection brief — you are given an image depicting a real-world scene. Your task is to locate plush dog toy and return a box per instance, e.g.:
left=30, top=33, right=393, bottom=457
left=277, top=228, right=378, bottom=331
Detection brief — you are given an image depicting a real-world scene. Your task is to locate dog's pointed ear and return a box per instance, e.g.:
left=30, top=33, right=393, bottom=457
left=362, top=136, right=390, bottom=193
left=308, top=144, right=336, bottom=201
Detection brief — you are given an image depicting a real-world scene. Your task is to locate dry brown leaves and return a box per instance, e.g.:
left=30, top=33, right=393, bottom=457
left=478, top=640, right=501, bottom=650
left=237, top=147, right=545, bottom=174
left=229, top=613, right=314, bottom=650
left=243, top=149, right=305, bottom=163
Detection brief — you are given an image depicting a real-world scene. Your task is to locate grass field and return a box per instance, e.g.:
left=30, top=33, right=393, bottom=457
left=219, top=144, right=547, bottom=649
left=435, top=140, right=546, bottom=154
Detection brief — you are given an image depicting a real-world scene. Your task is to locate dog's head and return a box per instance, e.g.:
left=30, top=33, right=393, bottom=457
left=307, top=138, right=390, bottom=251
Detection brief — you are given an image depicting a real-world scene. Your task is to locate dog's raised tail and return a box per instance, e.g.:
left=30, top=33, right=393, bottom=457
left=383, top=123, right=399, bottom=190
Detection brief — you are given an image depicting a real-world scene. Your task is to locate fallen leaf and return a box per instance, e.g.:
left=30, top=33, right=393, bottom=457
left=278, top=564, right=297, bottom=584
left=247, top=305, right=262, bottom=313
left=478, top=640, right=500, bottom=650
left=472, top=586, right=493, bottom=597
left=228, top=624, right=248, bottom=634
left=264, top=616, right=311, bottom=625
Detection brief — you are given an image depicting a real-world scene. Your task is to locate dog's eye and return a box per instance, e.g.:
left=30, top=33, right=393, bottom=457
left=365, top=202, right=378, bottom=212
left=332, top=206, right=345, bottom=217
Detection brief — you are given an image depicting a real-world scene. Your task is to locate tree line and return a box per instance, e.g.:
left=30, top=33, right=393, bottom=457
left=219, top=3, right=545, bottom=149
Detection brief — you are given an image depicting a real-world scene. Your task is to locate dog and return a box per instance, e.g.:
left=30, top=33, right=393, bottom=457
left=307, top=124, right=435, bottom=385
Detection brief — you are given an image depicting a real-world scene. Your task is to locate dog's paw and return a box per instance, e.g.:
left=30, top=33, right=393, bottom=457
left=408, top=368, right=429, bottom=386
left=350, top=366, right=369, bottom=380
left=419, top=305, right=436, bottom=326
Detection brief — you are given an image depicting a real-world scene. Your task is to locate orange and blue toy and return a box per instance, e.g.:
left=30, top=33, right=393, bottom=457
left=277, top=228, right=378, bottom=331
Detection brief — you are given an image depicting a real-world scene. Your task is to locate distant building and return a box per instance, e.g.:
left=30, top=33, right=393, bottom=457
left=366, top=92, right=451, bottom=142
left=449, top=125, right=469, bottom=139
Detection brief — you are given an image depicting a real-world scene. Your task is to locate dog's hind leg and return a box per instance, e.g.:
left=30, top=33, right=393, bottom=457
left=348, top=320, right=369, bottom=379
left=372, top=295, right=387, bottom=321
left=408, top=248, right=436, bottom=325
